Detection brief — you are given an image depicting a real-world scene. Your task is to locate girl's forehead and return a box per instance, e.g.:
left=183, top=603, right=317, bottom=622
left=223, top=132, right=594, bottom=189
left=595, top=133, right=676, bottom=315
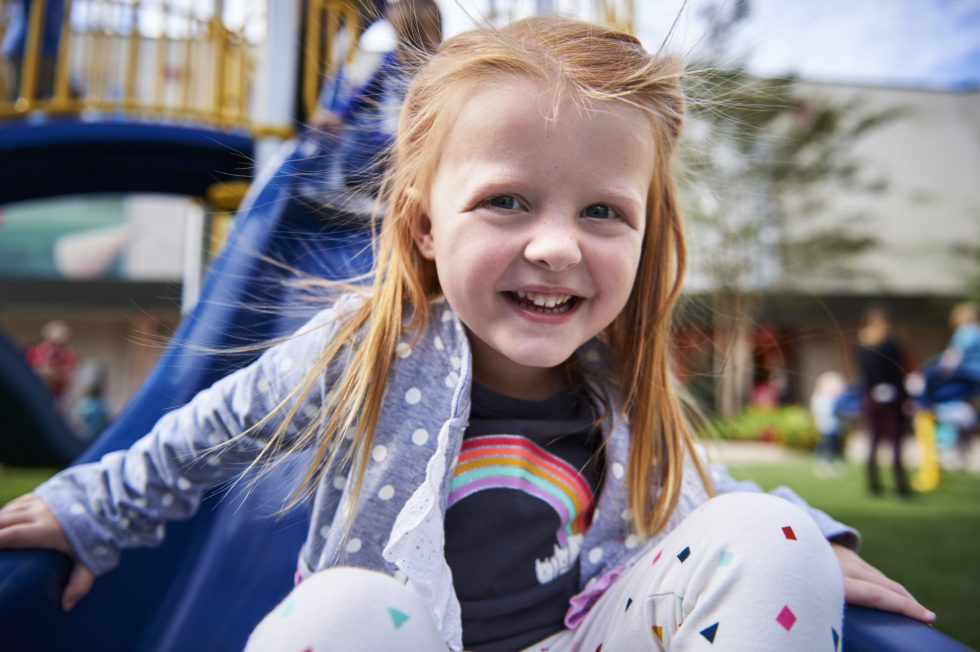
left=429, top=78, right=656, bottom=212
left=449, top=76, right=649, bottom=138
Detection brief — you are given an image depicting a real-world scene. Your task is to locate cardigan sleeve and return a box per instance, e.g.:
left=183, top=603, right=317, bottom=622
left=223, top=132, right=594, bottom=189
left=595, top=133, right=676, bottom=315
left=34, top=300, right=355, bottom=576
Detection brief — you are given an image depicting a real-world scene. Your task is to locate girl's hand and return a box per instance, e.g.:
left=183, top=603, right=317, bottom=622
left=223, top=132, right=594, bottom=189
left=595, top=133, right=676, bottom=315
left=832, top=543, right=935, bottom=623
left=0, top=493, right=96, bottom=611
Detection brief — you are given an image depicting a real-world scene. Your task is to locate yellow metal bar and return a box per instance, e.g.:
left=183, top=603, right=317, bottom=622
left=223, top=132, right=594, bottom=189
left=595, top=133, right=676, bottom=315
left=51, top=0, right=74, bottom=108
left=238, top=42, right=249, bottom=122
left=180, top=16, right=192, bottom=113
left=124, top=1, right=142, bottom=110
left=343, top=4, right=360, bottom=64
left=17, top=0, right=48, bottom=111
left=250, top=122, right=296, bottom=139
left=89, top=0, right=110, bottom=105
left=324, top=3, right=338, bottom=74
left=211, top=0, right=226, bottom=122
left=303, top=0, right=323, bottom=119
left=153, top=4, right=168, bottom=112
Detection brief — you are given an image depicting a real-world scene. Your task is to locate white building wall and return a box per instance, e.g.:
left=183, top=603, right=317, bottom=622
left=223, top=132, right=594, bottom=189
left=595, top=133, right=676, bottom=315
left=793, top=82, right=980, bottom=295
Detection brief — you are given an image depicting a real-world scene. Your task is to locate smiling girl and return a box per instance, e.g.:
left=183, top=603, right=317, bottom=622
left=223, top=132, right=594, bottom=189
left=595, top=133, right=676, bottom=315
left=0, top=16, right=931, bottom=652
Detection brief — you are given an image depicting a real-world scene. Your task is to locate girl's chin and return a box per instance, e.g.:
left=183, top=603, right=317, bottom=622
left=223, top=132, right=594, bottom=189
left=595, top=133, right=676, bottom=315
left=501, top=350, right=578, bottom=374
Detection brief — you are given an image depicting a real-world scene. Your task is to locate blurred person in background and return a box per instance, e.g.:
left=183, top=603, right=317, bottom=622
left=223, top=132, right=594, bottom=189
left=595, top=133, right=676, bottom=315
left=918, top=301, right=980, bottom=404
left=25, top=319, right=78, bottom=414
left=810, top=370, right=848, bottom=477
left=70, top=361, right=110, bottom=442
left=308, top=0, right=442, bottom=195
left=854, top=305, right=910, bottom=498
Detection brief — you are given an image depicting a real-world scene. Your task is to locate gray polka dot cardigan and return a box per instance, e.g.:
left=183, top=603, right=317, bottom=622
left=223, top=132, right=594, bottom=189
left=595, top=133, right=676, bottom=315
left=36, top=296, right=856, bottom=651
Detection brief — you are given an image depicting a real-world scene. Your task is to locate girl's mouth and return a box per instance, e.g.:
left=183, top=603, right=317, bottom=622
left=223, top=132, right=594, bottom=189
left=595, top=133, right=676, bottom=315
left=506, top=290, right=579, bottom=314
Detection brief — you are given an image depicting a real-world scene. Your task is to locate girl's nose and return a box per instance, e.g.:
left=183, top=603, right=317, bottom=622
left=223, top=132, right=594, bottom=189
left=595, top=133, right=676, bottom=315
left=523, top=216, right=582, bottom=271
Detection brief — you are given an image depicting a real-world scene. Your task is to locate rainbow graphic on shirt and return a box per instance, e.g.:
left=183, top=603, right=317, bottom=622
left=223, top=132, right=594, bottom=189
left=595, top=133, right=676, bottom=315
left=448, top=434, right=595, bottom=548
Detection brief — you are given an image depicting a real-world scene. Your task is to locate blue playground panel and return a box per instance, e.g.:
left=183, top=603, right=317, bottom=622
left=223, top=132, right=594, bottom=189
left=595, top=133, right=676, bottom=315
left=0, top=120, right=254, bottom=205
left=0, top=139, right=971, bottom=651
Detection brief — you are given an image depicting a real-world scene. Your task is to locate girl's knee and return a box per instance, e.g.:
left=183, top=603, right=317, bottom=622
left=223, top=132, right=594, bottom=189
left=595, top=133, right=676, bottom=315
left=697, top=491, right=822, bottom=537
left=246, top=567, right=445, bottom=651
left=686, top=492, right=842, bottom=588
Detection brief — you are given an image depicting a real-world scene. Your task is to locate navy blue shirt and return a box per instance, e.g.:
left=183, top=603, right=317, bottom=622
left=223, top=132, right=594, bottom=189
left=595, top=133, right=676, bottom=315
left=445, top=383, right=603, bottom=651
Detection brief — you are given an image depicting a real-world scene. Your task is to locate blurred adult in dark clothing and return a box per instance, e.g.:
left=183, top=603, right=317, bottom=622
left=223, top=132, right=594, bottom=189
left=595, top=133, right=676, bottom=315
left=855, top=306, right=910, bottom=497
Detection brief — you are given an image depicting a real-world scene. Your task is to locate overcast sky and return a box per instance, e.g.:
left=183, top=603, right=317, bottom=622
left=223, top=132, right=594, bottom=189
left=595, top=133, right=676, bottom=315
left=438, top=0, right=980, bottom=90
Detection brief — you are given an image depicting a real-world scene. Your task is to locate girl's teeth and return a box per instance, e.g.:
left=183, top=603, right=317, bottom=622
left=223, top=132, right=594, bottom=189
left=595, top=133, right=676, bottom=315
left=513, top=291, right=574, bottom=313
left=516, top=291, right=571, bottom=308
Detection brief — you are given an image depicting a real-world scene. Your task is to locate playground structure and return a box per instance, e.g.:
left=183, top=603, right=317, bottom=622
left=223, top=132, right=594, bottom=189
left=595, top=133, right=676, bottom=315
left=0, top=1, right=972, bottom=650
left=909, top=375, right=979, bottom=492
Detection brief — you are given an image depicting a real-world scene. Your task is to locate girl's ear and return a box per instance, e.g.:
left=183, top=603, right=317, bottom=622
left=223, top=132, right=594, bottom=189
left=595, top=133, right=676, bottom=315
left=407, top=187, right=437, bottom=260
left=414, top=215, right=436, bottom=260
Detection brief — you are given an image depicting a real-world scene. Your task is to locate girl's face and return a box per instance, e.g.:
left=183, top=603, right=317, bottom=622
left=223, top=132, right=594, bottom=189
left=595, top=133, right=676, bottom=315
left=414, top=78, right=655, bottom=398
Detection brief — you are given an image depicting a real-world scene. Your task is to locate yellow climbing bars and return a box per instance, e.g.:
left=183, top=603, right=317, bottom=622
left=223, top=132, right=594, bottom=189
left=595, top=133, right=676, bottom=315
left=0, top=0, right=364, bottom=137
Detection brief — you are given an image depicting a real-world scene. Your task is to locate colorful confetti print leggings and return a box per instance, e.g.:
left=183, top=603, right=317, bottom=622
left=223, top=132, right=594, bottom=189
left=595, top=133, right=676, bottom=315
left=245, top=492, right=845, bottom=651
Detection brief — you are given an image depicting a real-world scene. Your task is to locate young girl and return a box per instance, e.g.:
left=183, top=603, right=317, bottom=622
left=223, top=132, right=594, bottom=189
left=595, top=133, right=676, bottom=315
left=0, top=16, right=932, bottom=651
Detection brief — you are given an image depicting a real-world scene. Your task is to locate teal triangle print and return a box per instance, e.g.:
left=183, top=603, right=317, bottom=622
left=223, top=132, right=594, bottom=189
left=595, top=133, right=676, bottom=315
left=388, top=606, right=411, bottom=629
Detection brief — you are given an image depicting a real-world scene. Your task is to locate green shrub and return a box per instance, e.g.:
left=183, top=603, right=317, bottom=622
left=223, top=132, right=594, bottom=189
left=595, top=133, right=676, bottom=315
left=708, top=405, right=820, bottom=450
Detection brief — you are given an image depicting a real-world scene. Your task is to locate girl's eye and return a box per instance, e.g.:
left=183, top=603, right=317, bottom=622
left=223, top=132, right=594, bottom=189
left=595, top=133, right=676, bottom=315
left=582, top=203, right=616, bottom=220
left=485, top=195, right=524, bottom=211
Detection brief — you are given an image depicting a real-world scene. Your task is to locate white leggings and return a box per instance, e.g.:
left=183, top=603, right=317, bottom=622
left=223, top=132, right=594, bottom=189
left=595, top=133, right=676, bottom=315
left=245, top=493, right=845, bottom=651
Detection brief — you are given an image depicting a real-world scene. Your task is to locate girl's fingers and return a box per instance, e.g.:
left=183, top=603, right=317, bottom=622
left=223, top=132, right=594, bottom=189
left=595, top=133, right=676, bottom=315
left=0, top=493, right=39, bottom=515
left=846, top=555, right=916, bottom=600
left=0, top=522, right=43, bottom=548
left=62, top=563, right=96, bottom=612
left=845, top=576, right=936, bottom=624
left=833, top=544, right=929, bottom=619
left=0, top=494, right=72, bottom=554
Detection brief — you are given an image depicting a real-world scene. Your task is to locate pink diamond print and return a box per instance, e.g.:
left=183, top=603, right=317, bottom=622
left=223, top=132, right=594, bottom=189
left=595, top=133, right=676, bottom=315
left=782, top=526, right=797, bottom=540
left=776, top=605, right=797, bottom=631
left=652, top=550, right=663, bottom=565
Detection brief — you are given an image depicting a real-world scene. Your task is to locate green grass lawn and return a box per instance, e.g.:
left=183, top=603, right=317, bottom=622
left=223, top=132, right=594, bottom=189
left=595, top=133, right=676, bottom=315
left=3, top=461, right=978, bottom=647
left=728, top=458, right=980, bottom=649
left=0, top=465, right=58, bottom=506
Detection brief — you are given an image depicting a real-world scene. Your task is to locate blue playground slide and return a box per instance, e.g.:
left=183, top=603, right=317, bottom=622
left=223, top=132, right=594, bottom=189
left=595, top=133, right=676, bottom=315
left=0, top=137, right=373, bottom=650
left=0, top=137, right=971, bottom=651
